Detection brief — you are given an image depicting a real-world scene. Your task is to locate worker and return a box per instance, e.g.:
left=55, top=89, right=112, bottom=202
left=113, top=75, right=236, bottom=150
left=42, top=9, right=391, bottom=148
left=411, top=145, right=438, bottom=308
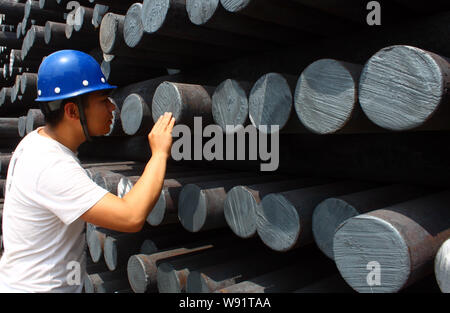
left=0, top=50, right=175, bottom=292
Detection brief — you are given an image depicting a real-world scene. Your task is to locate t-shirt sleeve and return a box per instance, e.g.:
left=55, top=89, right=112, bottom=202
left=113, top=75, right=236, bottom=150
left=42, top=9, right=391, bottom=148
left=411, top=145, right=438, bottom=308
left=35, top=157, right=109, bottom=225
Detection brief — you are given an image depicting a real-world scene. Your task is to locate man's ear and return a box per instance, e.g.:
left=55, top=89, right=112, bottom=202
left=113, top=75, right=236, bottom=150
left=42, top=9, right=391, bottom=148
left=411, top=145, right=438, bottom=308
left=64, top=101, right=80, bottom=120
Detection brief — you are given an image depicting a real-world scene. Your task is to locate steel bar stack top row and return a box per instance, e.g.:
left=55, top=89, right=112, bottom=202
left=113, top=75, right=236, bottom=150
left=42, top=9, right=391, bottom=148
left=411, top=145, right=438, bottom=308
left=0, top=0, right=450, bottom=293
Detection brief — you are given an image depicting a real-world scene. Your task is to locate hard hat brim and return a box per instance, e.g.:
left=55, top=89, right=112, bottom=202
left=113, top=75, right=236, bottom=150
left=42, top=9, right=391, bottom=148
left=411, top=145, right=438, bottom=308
left=35, top=83, right=117, bottom=102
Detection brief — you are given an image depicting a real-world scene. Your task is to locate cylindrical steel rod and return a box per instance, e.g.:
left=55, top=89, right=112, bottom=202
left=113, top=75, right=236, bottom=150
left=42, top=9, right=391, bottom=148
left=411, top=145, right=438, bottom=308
left=186, top=245, right=311, bottom=293
left=141, top=0, right=272, bottom=52
left=256, top=181, right=379, bottom=252
left=224, top=177, right=332, bottom=239
left=25, top=0, right=65, bottom=23
left=211, top=79, right=252, bottom=134
left=86, top=224, right=121, bottom=263
left=103, top=227, right=184, bottom=272
left=156, top=240, right=263, bottom=293
left=0, top=1, right=27, bottom=22
left=73, top=6, right=95, bottom=32
left=0, top=31, right=23, bottom=49
left=0, top=154, right=12, bottom=176
left=127, top=240, right=220, bottom=293
left=17, top=116, right=26, bottom=137
left=249, top=72, right=304, bottom=134
left=19, top=72, right=37, bottom=101
left=151, top=82, right=215, bottom=128
left=124, top=2, right=241, bottom=61
left=84, top=269, right=130, bottom=293
left=92, top=170, right=127, bottom=196
left=108, top=73, right=185, bottom=109
left=186, top=0, right=310, bottom=46
left=87, top=0, right=134, bottom=11
left=0, top=118, right=20, bottom=138
left=101, top=59, right=167, bottom=87
left=100, top=12, right=205, bottom=67
left=178, top=174, right=288, bottom=233
left=333, top=190, right=450, bottom=293
left=312, top=184, right=436, bottom=260
left=294, top=59, right=382, bottom=134
left=118, top=171, right=249, bottom=225
left=25, top=108, right=45, bottom=134
left=92, top=4, right=110, bottom=28
left=359, top=45, right=450, bottom=132
left=435, top=238, right=450, bottom=293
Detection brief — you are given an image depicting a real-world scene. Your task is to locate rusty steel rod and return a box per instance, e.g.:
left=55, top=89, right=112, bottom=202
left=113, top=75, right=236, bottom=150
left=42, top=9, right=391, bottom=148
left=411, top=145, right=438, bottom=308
left=124, top=2, right=241, bottom=62
left=151, top=82, right=215, bottom=128
left=100, top=59, right=167, bottom=87
left=224, top=177, right=333, bottom=239
left=186, top=245, right=311, bottom=293
left=333, top=190, right=450, bottom=293
left=178, top=174, right=289, bottom=233
left=92, top=4, right=110, bottom=28
left=92, top=170, right=127, bottom=196
left=211, top=79, right=252, bottom=134
left=127, top=238, right=227, bottom=293
left=84, top=269, right=129, bottom=293
left=312, top=184, right=436, bottom=260
left=141, top=0, right=271, bottom=52
left=248, top=72, right=305, bottom=134
left=25, top=108, right=45, bottom=134
left=73, top=5, right=95, bottom=32
left=25, top=0, right=65, bottom=23
left=0, top=154, right=12, bottom=176
left=103, top=224, right=186, bottom=271
left=359, top=45, right=450, bottom=132
left=0, top=118, right=20, bottom=139
left=0, top=31, right=22, bottom=50
left=146, top=172, right=260, bottom=226
left=0, top=1, right=27, bottom=22
left=100, top=12, right=208, bottom=67
left=256, top=181, right=380, bottom=252
left=86, top=224, right=121, bottom=263
left=156, top=240, right=263, bottom=293
left=186, top=0, right=310, bottom=46
left=87, top=0, right=134, bottom=11
left=17, top=116, right=26, bottom=137
left=118, top=171, right=253, bottom=225
left=294, top=59, right=382, bottom=134
left=77, top=135, right=152, bottom=162
left=435, top=238, right=450, bottom=293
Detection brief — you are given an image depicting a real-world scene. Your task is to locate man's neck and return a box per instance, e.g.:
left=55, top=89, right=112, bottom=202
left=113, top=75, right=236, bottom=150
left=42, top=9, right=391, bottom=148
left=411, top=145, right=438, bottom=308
left=37, top=125, right=84, bottom=154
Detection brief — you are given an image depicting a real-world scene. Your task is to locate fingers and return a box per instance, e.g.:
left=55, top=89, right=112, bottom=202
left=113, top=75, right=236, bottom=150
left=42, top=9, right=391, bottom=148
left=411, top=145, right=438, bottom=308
left=153, top=112, right=172, bottom=133
left=166, top=117, right=176, bottom=132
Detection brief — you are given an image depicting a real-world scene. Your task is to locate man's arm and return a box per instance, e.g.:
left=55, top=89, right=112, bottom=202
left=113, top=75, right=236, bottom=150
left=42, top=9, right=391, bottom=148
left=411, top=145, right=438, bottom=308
left=80, top=113, right=175, bottom=232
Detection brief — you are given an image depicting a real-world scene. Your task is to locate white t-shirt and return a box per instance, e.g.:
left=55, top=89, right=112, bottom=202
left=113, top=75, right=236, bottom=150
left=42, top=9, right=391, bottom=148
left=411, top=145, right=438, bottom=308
left=0, top=127, right=108, bottom=293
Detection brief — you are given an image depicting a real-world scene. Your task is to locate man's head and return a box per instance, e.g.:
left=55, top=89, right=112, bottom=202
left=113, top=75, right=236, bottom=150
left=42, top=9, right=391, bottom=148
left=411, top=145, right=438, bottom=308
left=35, top=50, right=117, bottom=141
left=40, top=89, right=115, bottom=138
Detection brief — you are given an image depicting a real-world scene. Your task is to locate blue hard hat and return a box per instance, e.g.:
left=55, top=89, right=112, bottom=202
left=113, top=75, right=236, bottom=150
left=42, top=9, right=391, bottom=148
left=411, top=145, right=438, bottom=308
left=35, top=50, right=117, bottom=102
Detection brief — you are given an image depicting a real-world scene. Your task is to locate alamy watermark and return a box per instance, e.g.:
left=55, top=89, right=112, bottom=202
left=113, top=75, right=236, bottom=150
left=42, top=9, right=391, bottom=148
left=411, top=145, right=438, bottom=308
left=366, top=261, right=381, bottom=286
left=66, top=260, right=81, bottom=286
left=367, top=1, right=382, bottom=26
left=170, top=117, right=280, bottom=172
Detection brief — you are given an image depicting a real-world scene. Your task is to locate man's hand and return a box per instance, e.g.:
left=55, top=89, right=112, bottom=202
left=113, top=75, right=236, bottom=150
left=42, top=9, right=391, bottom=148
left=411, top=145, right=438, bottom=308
left=148, top=112, right=175, bottom=159
left=82, top=112, right=176, bottom=233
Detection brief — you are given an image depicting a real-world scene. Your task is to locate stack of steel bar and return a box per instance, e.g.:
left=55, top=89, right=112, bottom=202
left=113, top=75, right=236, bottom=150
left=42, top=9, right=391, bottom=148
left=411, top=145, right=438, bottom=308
left=0, top=0, right=449, bottom=293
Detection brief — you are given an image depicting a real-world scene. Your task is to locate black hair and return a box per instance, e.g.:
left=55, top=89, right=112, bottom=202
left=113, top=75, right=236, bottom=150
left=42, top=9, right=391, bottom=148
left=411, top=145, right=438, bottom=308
left=40, top=95, right=89, bottom=128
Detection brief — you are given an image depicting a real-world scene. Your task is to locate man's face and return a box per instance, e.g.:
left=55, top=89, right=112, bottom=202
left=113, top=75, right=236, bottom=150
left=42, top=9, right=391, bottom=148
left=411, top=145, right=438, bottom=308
left=84, top=90, right=116, bottom=136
